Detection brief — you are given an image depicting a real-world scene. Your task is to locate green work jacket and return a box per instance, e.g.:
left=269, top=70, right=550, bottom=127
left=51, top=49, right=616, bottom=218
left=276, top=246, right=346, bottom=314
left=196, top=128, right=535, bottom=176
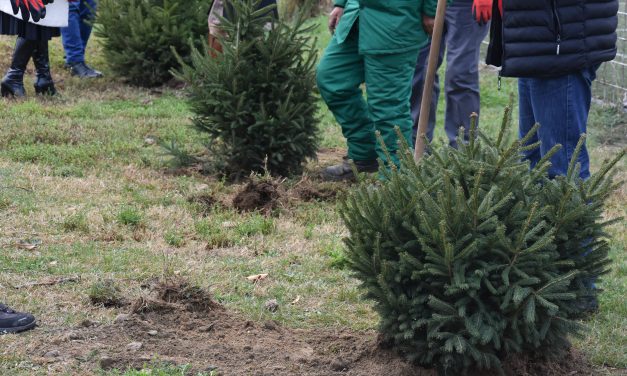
left=333, top=0, right=439, bottom=55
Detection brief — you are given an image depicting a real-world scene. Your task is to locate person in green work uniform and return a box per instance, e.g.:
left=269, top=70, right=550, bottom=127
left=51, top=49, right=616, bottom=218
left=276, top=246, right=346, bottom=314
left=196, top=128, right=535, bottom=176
left=318, top=0, right=438, bottom=181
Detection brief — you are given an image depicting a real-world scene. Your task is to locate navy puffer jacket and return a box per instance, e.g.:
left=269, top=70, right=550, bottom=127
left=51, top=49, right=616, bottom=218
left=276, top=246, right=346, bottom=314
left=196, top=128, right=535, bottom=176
left=486, top=0, right=618, bottom=78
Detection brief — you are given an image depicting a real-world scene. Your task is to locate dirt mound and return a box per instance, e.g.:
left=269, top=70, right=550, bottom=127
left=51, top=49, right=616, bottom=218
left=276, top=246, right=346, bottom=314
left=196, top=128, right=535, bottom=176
left=38, top=307, right=432, bottom=376
left=501, top=350, right=599, bottom=376
left=232, top=176, right=285, bottom=213
left=131, top=278, right=218, bottom=314
left=27, top=301, right=606, bottom=376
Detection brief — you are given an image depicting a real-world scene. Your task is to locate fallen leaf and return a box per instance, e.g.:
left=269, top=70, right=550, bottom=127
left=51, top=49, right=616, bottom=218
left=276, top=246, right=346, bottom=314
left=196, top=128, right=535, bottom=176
left=246, top=273, right=268, bottom=283
left=291, top=296, right=301, bottom=305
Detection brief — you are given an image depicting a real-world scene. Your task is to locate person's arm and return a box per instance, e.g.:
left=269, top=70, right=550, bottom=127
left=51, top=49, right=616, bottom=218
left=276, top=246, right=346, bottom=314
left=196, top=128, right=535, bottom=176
left=328, top=0, right=346, bottom=34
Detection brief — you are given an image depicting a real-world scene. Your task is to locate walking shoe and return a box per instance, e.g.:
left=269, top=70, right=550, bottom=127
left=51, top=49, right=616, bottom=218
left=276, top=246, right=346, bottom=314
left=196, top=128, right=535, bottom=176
left=0, top=303, right=36, bottom=334
left=322, top=156, right=378, bottom=181
left=68, top=62, right=103, bottom=78
left=1, top=38, right=36, bottom=98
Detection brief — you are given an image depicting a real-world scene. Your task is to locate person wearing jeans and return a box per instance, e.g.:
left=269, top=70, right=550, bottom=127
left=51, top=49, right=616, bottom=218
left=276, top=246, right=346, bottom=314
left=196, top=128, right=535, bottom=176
left=61, top=0, right=102, bottom=78
left=518, top=66, right=599, bottom=179
left=410, top=0, right=489, bottom=148
left=485, top=0, right=617, bottom=180
left=485, top=0, right=618, bottom=311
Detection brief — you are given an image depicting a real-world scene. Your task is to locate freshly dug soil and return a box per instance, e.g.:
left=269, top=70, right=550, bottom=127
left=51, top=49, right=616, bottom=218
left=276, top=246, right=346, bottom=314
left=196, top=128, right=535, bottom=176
left=232, top=178, right=284, bottom=213
left=28, top=305, right=608, bottom=376
left=22, top=267, right=611, bottom=376
left=291, top=177, right=344, bottom=202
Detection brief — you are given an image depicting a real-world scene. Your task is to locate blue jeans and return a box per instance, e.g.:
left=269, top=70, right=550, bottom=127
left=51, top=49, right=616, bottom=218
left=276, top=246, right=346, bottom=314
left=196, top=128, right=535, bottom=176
left=61, top=0, right=97, bottom=64
left=518, top=66, right=599, bottom=180
left=410, top=0, right=489, bottom=148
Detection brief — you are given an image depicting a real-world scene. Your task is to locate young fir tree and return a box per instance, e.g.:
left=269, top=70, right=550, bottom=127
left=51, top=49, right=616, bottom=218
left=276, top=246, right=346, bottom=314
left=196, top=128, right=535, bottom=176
left=96, top=0, right=208, bottom=87
left=174, top=0, right=319, bottom=179
left=340, top=107, right=624, bottom=375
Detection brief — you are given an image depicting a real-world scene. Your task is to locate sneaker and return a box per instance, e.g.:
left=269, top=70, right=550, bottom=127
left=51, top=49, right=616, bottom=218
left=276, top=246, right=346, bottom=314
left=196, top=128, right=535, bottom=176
left=322, top=156, right=378, bottom=181
left=0, top=303, right=36, bottom=334
left=68, top=62, right=103, bottom=78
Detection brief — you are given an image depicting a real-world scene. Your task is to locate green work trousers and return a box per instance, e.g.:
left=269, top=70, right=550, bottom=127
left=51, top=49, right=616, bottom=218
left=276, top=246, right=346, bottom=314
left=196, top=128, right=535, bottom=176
left=316, top=28, right=419, bottom=165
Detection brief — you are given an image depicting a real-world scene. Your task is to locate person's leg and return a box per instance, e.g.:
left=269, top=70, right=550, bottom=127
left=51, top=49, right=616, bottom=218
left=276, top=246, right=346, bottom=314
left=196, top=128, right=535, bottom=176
left=32, top=39, right=57, bottom=95
left=62, top=0, right=102, bottom=78
left=365, top=49, right=420, bottom=167
left=1, top=37, right=36, bottom=98
left=0, top=303, right=36, bottom=334
left=61, top=0, right=84, bottom=65
left=442, top=1, right=489, bottom=148
left=518, top=78, right=541, bottom=168
left=525, top=69, right=594, bottom=179
left=317, top=29, right=377, bottom=180
left=317, top=32, right=374, bottom=161
left=410, top=30, right=445, bottom=145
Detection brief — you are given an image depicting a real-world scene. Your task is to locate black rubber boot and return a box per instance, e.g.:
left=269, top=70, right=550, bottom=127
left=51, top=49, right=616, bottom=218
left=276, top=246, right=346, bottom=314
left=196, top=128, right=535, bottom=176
left=1, top=37, right=36, bottom=98
left=322, top=156, right=379, bottom=181
left=0, top=303, right=36, bottom=334
left=32, top=41, right=57, bottom=96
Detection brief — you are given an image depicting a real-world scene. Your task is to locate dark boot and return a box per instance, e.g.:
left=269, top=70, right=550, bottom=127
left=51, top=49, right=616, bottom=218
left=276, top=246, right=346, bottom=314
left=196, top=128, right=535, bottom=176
left=1, top=37, right=36, bottom=98
left=32, top=41, right=57, bottom=96
left=322, top=156, right=378, bottom=181
left=0, top=303, right=36, bottom=334
left=68, top=61, right=103, bottom=78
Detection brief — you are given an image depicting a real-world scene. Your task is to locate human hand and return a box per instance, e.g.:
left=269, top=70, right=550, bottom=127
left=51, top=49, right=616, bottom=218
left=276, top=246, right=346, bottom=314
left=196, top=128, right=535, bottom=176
left=328, top=7, right=344, bottom=34
left=472, top=0, right=492, bottom=25
left=422, top=15, right=435, bottom=36
left=9, top=0, right=47, bottom=22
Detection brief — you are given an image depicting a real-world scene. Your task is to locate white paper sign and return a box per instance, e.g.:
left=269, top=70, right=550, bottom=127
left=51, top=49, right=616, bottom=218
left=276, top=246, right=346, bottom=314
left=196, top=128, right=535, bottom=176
left=0, top=1, right=69, bottom=28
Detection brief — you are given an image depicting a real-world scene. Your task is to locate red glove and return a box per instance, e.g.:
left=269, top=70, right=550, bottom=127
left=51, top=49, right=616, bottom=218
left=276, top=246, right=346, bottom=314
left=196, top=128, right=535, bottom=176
left=10, top=0, right=47, bottom=22
left=472, top=0, right=492, bottom=26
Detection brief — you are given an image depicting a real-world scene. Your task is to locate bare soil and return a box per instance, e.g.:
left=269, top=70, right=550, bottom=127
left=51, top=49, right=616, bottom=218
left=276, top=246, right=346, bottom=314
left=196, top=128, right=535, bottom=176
left=23, top=282, right=611, bottom=376
left=232, top=178, right=285, bottom=214
left=290, top=176, right=344, bottom=202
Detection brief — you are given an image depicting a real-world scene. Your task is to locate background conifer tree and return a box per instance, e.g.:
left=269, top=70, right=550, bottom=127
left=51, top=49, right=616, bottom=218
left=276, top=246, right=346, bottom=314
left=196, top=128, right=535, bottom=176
left=340, top=109, right=624, bottom=375
left=174, top=0, right=319, bottom=179
left=96, top=0, right=208, bottom=87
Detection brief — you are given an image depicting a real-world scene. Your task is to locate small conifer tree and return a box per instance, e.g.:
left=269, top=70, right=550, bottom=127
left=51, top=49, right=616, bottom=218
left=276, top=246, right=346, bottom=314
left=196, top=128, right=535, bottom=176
left=173, top=0, right=319, bottom=179
left=96, top=0, right=208, bottom=87
left=340, top=108, right=624, bottom=375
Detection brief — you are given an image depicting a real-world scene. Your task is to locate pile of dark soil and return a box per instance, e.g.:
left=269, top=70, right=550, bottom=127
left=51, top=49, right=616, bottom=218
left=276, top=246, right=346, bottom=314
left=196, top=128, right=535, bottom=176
left=232, top=176, right=285, bottom=213
left=131, top=278, right=218, bottom=314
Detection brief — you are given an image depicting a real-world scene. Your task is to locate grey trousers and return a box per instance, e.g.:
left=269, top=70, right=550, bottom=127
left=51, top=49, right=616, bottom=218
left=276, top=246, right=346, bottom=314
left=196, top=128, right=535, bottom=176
left=410, top=1, right=489, bottom=148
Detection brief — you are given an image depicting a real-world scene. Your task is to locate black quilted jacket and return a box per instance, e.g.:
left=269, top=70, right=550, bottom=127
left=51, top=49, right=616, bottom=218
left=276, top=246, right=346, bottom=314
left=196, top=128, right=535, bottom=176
left=486, top=0, right=619, bottom=77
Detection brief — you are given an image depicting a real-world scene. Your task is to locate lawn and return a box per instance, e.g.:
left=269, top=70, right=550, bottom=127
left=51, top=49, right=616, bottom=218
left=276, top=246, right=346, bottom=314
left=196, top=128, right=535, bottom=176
left=0, top=16, right=625, bottom=376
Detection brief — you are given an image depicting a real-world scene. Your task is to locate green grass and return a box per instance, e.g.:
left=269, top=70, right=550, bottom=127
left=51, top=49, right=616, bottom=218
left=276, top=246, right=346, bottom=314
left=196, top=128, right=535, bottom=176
left=0, top=17, right=626, bottom=376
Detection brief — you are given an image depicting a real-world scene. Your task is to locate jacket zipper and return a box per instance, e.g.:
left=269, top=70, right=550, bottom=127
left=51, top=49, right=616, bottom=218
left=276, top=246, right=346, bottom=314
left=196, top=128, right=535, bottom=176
left=498, top=1, right=504, bottom=90
left=551, top=0, right=562, bottom=55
